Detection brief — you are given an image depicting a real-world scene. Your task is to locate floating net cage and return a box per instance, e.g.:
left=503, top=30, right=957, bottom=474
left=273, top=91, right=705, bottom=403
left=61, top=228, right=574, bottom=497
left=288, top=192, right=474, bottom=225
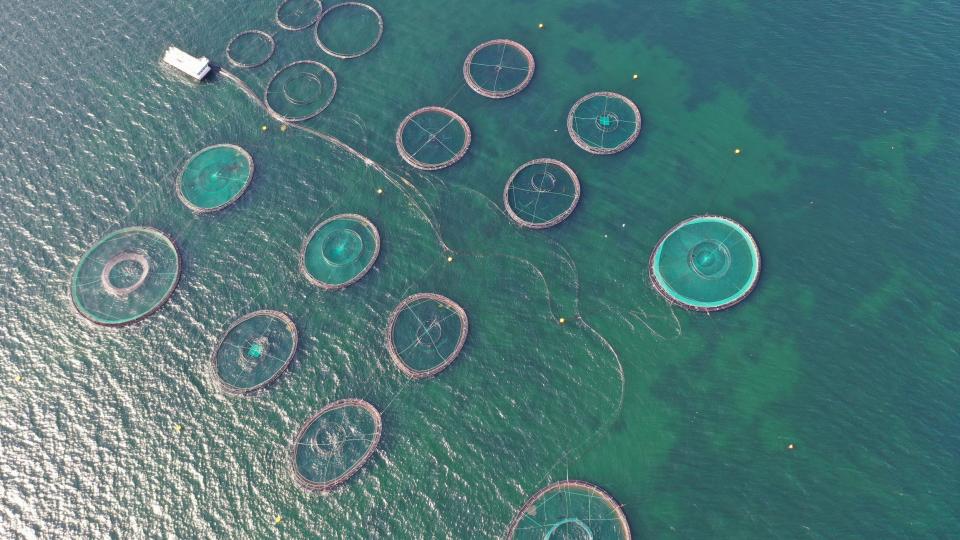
left=567, top=92, right=642, bottom=155
left=265, top=60, right=337, bottom=122
left=70, top=226, right=181, bottom=327
left=290, top=398, right=382, bottom=492
left=503, top=158, right=581, bottom=229
left=300, top=214, right=380, bottom=290
left=395, top=107, right=471, bottom=171
left=225, top=30, right=276, bottom=69
left=176, top=144, right=254, bottom=213
left=314, top=2, right=384, bottom=59
left=276, top=0, right=323, bottom=31
left=506, top=480, right=632, bottom=540
left=210, top=310, right=298, bottom=395
left=386, top=293, right=469, bottom=379
left=463, top=39, right=535, bottom=99
left=649, top=215, right=761, bottom=312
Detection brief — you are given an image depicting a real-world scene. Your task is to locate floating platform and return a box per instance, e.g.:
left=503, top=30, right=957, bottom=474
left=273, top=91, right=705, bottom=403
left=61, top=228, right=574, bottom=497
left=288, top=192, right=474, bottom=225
left=162, top=46, right=211, bottom=81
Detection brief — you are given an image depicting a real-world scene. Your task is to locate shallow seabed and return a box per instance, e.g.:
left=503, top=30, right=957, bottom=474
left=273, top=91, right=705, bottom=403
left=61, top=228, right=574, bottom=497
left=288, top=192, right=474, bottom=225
left=1, top=0, right=958, bottom=538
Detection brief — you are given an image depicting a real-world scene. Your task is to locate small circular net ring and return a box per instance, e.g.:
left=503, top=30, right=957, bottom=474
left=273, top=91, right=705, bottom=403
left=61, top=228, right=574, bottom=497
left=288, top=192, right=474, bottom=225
left=176, top=144, right=255, bottom=214
left=225, top=30, right=276, bottom=69
left=648, top=215, right=762, bottom=312
left=275, top=0, right=323, bottom=31
left=386, top=293, right=469, bottom=380
left=462, top=39, right=536, bottom=99
left=210, top=310, right=299, bottom=396
left=264, top=61, right=338, bottom=122
left=505, top=480, right=632, bottom=540
left=289, top=398, right=382, bottom=492
left=502, top=158, right=581, bottom=229
left=100, top=252, right=150, bottom=297
left=394, top=106, right=472, bottom=171
left=313, top=2, right=384, bottom=59
left=567, top=91, right=642, bottom=155
left=299, top=213, right=381, bottom=290
left=70, top=226, right=181, bottom=327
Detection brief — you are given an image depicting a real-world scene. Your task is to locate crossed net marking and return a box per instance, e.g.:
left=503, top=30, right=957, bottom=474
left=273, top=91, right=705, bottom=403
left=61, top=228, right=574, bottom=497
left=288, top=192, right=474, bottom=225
left=468, top=43, right=532, bottom=93
left=572, top=95, right=639, bottom=149
left=513, top=487, right=625, bottom=534
left=394, top=299, right=463, bottom=363
left=295, top=413, right=379, bottom=483
left=508, top=163, right=576, bottom=223
left=407, top=115, right=462, bottom=159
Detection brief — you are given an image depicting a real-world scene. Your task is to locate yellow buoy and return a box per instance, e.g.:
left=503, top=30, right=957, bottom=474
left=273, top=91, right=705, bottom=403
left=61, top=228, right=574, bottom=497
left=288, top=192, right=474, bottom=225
left=261, top=125, right=268, bottom=132
left=787, top=443, right=795, bottom=450
left=15, top=375, right=22, bottom=382
left=376, top=188, right=383, bottom=195
left=280, top=125, right=287, bottom=132
left=538, top=23, right=544, bottom=29
left=734, top=148, right=741, bottom=155
left=632, top=74, right=638, bottom=80
left=559, top=317, right=566, bottom=324
left=447, top=256, right=453, bottom=263
left=174, top=424, right=182, bottom=433
left=274, top=515, right=282, bottom=525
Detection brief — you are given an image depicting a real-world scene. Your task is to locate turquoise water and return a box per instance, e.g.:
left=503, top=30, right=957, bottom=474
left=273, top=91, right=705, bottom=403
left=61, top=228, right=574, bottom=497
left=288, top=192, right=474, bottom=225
left=2, top=0, right=959, bottom=537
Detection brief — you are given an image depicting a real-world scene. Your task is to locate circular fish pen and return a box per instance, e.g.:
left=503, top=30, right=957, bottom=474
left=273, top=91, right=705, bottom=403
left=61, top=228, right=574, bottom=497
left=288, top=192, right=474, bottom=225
left=386, top=293, right=469, bottom=379
left=567, top=92, right=642, bottom=155
left=290, top=398, right=382, bottom=492
left=225, top=30, right=276, bottom=69
left=314, top=2, right=384, bottom=59
left=300, top=214, right=380, bottom=290
left=506, top=480, right=631, bottom=539
left=649, top=215, right=761, bottom=312
left=176, top=144, right=254, bottom=213
left=210, top=310, right=298, bottom=395
left=265, top=61, right=337, bottom=122
left=503, top=158, right=581, bottom=229
left=463, top=39, right=535, bottom=99
left=276, top=0, right=323, bottom=31
left=395, top=107, right=471, bottom=171
left=70, top=226, right=181, bottom=327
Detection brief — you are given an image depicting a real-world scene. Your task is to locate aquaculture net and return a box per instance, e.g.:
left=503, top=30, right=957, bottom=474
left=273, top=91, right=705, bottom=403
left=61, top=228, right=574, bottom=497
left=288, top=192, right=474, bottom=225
left=300, top=214, right=380, bottom=290
left=506, top=481, right=631, bottom=540
left=386, top=293, right=468, bottom=379
left=177, top=144, right=254, bottom=213
left=211, top=310, right=298, bottom=395
left=395, top=107, right=471, bottom=171
left=463, top=39, right=535, bottom=99
left=314, top=2, right=384, bottom=59
left=265, top=61, right=338, bottom=122
left=567, top=92, right=641, bottom=155
left=503, top=158, right=581, bottom=229
left=291, top=399, right=382, bottom=491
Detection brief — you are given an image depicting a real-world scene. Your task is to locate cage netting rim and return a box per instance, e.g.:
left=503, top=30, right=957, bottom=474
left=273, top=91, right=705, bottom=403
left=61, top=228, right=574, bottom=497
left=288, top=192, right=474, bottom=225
left=70, top=226, right=181, bottom=327
left=289, top=398, right=383, bottom=492
left=264, top=60, right=338, bottom=123
left=275, top=0, right=323, bottom=31
left=505, top=479, right=632, bottom=540
left=209, top=309, right=299, bottom=396
left=176, top=143, right=255, bottom=214
left=313, top=2, right=384, bottom=60
left=566, top=91, right=642, bottom=155
left=648, top=214, right=761, bottom=312
left=386, top=292, right=469, bottom=380
left=462, top=38, right=536, bottom=99
left=225, top=30, right=277, bottom=69
left=299, top=213, right=381, bottom=290
left=502, top=158, right=581, bottom=229
left=394, top=106, right=472, bottom=171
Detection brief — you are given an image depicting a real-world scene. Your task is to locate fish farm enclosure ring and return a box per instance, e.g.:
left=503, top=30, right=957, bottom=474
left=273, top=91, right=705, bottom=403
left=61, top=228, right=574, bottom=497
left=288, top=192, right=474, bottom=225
left=210, top=310, right=298, bottom=395
left=314, top=2, right=384, bottom=59
left=265, top=61, right=338, bottom=122
left=567, top=91, right=642, bottom=155
left=176, top=144, right=254, bottom=213
left=300, top=213, right=380, bottom=290
left=503, top=158, right=581, bottom=229
left=70, top=226, right=181, bottom=327
left=395, top=107, right=471, bottom=171
left=649, top=215, right=761, bottom=312
left=290, top=398, right=382, bottom=492
left=276, top=0, right=323, bottom=31
left=463, top=39, right=535, bottom=99
left=386, top=293, right=469, bottom=379
left=506, top=480, right=632, bottom=539
left=225, top=30, right=276, bottom=69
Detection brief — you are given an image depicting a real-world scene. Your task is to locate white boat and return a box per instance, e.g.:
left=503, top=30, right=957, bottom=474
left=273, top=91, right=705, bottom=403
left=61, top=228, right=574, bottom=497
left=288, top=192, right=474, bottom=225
left=162, top=46, right=211, bottom=81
